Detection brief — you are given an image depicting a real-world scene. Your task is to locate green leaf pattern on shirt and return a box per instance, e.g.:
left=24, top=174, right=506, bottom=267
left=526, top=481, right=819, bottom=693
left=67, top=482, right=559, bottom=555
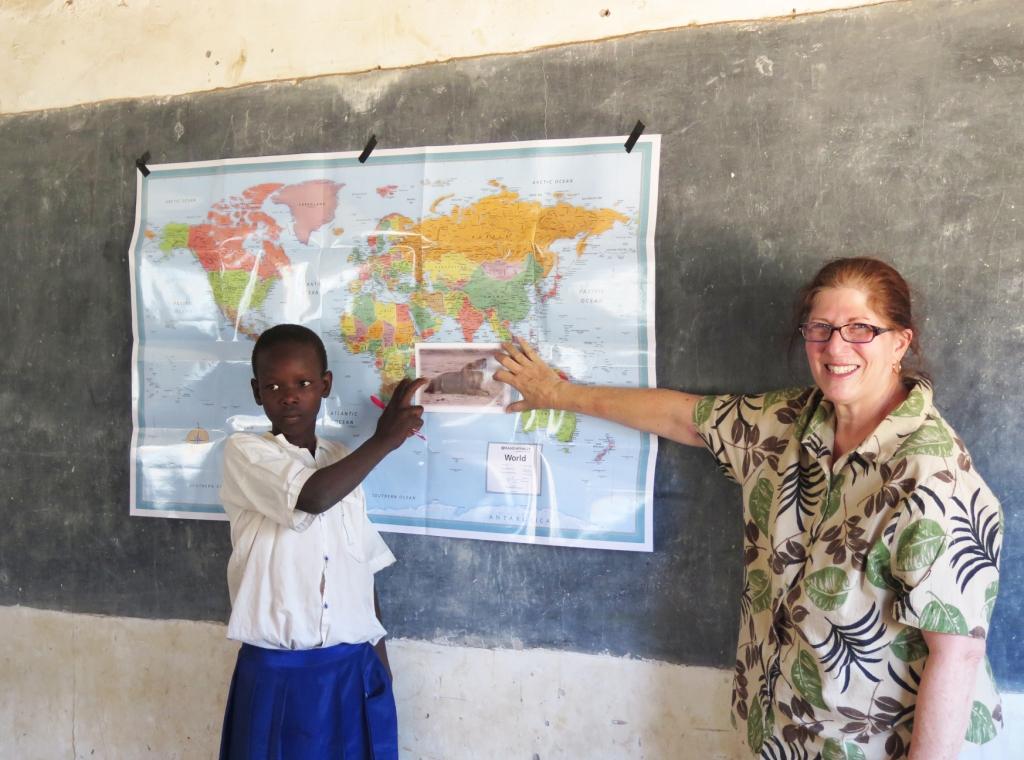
left=890, top=390, right=925, bottom=418
left=893, top=421, right=954, bottom=459
left=694, top=395, right=715, bottom=426
left=824, top=739, right=868, bottom=760
left=749, top=477, right=773, bottom=536
left=889, top=627, right=928, bottom=662
left=918, top=597, right=968, bottom=635
left=805, top=566, right=851, bottom=611
left=748, top=569, right=772, bottom=613
left=747, top=698, right=765, bottom=753
left=866, top=540, right=897, bottom=591
left=966, top=701, right=998, bottom=744
left=792, top=648, right=828, bottom=709
left=821, top=473, right=845, bottom=523
left=895, top=519, right=946, bottom=571
left=984, top=581, right=999, bottom=623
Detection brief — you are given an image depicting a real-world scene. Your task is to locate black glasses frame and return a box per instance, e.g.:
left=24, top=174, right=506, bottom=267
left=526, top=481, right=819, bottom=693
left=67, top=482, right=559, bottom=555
left=798, top=321, right=893, bottom=344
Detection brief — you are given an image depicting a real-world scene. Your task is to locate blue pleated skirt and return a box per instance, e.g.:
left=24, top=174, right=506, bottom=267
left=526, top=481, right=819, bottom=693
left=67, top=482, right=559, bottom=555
left=219, top=642, right=398, bottom=760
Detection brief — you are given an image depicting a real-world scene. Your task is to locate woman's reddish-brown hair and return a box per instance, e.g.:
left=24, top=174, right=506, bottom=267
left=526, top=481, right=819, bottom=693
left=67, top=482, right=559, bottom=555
left=793, top=257, right=923, bottom=371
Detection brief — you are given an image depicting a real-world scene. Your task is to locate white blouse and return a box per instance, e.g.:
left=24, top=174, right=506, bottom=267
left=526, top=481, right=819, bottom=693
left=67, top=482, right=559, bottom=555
left=220, top=432, right=396, bottom=650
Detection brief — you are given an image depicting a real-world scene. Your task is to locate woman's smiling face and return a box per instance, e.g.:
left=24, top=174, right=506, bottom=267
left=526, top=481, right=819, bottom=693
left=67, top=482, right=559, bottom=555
left=804, top=286, right=912, bottom=412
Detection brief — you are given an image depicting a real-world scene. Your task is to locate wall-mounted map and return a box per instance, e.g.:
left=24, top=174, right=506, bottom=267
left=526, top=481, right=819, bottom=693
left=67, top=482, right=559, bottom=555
left=129, top=136, right=659, bottom=550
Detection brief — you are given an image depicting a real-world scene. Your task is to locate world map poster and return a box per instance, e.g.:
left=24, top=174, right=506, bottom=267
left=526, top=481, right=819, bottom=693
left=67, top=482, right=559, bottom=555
left=128, top=136, right=660, bottom=551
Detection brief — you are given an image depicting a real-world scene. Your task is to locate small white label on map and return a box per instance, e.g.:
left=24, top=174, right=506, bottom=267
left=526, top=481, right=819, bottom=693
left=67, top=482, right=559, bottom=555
left=486, top=443, right=541, bottom=496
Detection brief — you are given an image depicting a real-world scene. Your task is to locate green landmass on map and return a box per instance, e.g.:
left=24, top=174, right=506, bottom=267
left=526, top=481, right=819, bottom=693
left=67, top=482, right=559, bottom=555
left=158, top=223, right=190, bottom=253
left=520, top=408, right=578, bottom=444
left=208, top=270, right=276, bottom=316
left=463, top=255, right=542, bottom=323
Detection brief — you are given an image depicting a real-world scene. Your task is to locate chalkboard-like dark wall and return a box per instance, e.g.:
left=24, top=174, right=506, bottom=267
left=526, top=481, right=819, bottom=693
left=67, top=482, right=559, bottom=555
left=1, top=0, right=1021, bottom=689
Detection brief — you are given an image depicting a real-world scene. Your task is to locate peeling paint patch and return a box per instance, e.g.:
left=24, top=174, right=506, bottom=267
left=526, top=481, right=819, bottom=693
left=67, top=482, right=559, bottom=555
left=329, top=69, right=404, bottom=114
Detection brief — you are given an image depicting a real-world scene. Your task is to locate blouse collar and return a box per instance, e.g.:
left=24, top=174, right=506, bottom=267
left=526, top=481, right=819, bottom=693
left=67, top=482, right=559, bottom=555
left=799, top=376, right=935, bottom=464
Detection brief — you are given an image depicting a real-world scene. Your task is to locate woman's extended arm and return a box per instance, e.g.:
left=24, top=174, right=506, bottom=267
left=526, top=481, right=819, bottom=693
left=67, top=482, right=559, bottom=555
left=908, top=630, right=987, bottom=760
left=494, top=338, right=704, bottom=447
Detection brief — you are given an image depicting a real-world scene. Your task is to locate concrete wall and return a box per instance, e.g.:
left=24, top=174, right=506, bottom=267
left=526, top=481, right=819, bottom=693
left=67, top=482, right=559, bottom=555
left=5, top=1, right=1022, bottom=758
left=3, top=606, right=1022, bottom=759
left=1, top=0, right=896, bottom=114
left=1, top=606, right=739, bottom=759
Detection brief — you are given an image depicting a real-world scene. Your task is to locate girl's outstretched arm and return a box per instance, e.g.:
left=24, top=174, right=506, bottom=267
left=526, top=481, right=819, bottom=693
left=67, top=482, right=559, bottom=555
left=494, top=338, right=704, bottom=447
left=297, top=378, right=428, bottom=514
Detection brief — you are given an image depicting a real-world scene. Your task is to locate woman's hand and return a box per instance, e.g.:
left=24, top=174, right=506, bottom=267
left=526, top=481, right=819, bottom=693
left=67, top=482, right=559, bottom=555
left=494, top=337, right=567, bottom=412
left=494, top=336, right=704, bottom=446
left=372, top=377, right=427, bottom=451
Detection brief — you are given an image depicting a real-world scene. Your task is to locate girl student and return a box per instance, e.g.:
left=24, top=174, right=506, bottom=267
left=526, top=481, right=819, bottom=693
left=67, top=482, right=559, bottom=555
left=218, top=323, right=426, bottom=760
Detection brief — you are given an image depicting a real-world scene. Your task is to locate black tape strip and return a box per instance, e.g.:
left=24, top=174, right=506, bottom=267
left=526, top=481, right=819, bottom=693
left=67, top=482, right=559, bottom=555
left=358, top=135, right=378, bottom=164
left=136, top=150, right=152, bottom=177
left=624, top=121, right=645, bottom=153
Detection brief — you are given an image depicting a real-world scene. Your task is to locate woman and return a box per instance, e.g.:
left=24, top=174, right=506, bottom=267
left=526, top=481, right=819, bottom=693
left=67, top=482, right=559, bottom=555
left=495, top=258, right=1002, bottom=759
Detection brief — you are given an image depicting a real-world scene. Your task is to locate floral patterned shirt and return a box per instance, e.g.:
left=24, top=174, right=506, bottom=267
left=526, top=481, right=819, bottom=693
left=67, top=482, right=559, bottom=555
left=694, top=378, right=1002, bottom=759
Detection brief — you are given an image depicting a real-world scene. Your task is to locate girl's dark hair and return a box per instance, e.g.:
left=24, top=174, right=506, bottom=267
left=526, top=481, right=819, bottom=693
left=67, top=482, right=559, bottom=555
left=792, top=257, right=923, bottom=374
left=251, top=324, right=328, bottom=376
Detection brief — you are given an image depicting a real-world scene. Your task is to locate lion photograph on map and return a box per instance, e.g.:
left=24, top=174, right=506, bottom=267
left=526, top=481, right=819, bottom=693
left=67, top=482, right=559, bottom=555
left=414, top=343, right=512, bottom=413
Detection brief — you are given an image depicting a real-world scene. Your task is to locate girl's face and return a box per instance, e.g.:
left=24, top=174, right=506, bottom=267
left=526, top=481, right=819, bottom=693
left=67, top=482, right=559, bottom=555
left=251, top=342, right=332, bottom=448
left=803, top=286, right=912, bottom=412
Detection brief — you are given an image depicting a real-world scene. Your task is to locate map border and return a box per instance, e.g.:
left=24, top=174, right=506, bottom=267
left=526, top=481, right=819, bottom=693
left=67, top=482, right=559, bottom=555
left=128, top=135, right=660, bottom=552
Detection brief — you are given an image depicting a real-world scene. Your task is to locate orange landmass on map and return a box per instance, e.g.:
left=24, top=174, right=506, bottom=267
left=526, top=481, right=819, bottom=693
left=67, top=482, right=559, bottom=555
left=339, top=183, right=629, bottom=391
left=412, top=186, right=628, bottom=284
left=187, top=183, right=290, bottom=278
left=429, top=193, right=454, bottom=214
left=456, top=297, right=486, bottom=342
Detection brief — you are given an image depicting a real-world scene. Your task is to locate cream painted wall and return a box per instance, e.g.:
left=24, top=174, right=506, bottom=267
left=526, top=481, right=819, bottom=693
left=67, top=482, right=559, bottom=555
left=1, top=0, right=899, bottom=114
left=0, top=606, right=739, bottom=759
left=2, top=606, right=1021, bottom=759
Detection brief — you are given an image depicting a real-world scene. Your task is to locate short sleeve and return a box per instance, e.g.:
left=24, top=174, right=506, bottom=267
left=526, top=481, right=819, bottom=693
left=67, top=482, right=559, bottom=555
left=220, top=434, right=317, bottom=531
left=890, top=477, right=1002, bottom=639
left=363, top=515, right=396, bottom=574
left=694, top=387, right=816, bottom=484
left=350, top=486, right=396, bottom=574
left=333, top=483, right=396, bottom=573
left=693, top=393, right=745, bottom=483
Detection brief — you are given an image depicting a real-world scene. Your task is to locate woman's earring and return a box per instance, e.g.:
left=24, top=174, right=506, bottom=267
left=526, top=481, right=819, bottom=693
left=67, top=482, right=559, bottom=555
left=892, top=360, right=902, bottom=376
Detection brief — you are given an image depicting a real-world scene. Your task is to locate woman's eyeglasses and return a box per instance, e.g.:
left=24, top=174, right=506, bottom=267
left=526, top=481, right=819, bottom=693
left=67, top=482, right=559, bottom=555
left=798, top=322, right=892, bottom=343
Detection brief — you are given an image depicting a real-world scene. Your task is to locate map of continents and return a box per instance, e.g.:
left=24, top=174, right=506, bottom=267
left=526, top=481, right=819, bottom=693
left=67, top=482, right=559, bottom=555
left=154, top=176, right=627, bottom=446
left=155, top=179, right=341, bottom=338
left=340, top=181, right=627, bottom=398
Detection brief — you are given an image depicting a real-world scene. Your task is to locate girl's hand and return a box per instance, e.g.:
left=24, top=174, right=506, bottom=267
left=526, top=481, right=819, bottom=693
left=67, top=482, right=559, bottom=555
left=494, top=337, right=567, bottom=413
left=373, top=378, right=427, bottom=450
